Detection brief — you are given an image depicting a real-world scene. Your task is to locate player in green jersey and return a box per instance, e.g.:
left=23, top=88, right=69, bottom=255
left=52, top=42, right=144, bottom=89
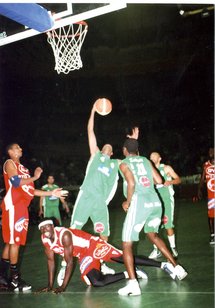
left=118, top=139, right=187, bottom=296
left=39, top=175, right=70, bottom=225
left=148, top=152, right=181, bottom=259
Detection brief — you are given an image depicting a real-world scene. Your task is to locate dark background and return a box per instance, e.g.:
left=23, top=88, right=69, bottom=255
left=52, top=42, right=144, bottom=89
left=0, top=3, right=214, bottom=186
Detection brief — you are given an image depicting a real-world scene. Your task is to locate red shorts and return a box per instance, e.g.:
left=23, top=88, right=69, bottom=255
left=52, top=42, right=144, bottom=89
left=208, top=198, right=215, bottom=218
left=1, top=200, right=29, bottom=246
left=79, top=237, right=122, bottom=283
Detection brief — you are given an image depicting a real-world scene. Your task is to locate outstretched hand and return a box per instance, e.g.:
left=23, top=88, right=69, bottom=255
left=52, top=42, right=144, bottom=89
left=127, top=127, right=139, bottom=140
left=52, top=188, right=69, bottom=198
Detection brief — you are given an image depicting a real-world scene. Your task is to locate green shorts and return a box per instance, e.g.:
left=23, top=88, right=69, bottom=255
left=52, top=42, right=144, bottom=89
left=122, top=193, right=162, bottom=242
left=70, top=189, right=110, bottom=237
left=157, top=189, right=175, bottom=229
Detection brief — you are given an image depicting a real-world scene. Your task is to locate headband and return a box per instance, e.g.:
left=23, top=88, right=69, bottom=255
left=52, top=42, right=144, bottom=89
left=38, top=220, right=54, bottom=230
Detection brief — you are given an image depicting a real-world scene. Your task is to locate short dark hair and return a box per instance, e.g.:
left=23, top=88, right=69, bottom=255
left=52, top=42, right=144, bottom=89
left=5, top=143, right=17, bottom=155
left=123, top=138, right=139, bottom=154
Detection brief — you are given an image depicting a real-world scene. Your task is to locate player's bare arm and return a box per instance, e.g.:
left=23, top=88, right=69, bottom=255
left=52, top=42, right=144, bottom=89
left=120, top=163, right=135, bottom=212
left=36, top=248, right=55, bottom=293
left=151, top=162, right=163, bottom=184
left=164, top=165, right=181, bottom=186
left=88, top=103, right=100, bottom=156
left=5, top=160, right=43, bottom=186
left=34, top=188, right=68, bottom=198
left=53, top=231, right=74, bottom=294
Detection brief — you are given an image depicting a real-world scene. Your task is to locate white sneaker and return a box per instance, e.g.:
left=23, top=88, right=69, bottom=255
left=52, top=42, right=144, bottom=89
left=57, top=260, right=67, bottom=286
left=101, top=263, right=115, bottom=275
left=174, top=265, right=188, bottom=281
left=171, top=247, right=178, bottom=258
left=161, top=262, right=176, bottom=280
left=135, top=267, right=148, bottom=280
left=118, top=280, right=141, bottom=296
left=148, top=248, right=162, bottom=259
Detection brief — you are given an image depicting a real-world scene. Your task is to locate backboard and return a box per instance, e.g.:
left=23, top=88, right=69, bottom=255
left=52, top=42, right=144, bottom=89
left=0, top=2, right=127, bottom=46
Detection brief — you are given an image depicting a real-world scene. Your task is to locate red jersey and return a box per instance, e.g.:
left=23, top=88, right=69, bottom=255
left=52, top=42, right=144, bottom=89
left=204, top=161, right=215, bottom=200
left=42, top=228, right=97, bottom=259
left=41, top=227, right=122, bottom=282
left=3, top=159, right=35, bottom=209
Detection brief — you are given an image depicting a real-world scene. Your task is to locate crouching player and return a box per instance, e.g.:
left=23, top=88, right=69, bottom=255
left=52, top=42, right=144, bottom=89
left=37, top=218, right=182, bottom=294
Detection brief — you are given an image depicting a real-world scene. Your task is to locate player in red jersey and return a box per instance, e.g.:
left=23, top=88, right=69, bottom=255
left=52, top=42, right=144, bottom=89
left=198, top=147, right=215, bottom=244
left=0, top=143, right=67, bottom=292
left=37, top=218, right=184, bottom=294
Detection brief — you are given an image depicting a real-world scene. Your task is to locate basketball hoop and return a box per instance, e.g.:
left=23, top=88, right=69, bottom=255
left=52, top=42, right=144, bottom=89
left=47, top=21, right=88, bottom=74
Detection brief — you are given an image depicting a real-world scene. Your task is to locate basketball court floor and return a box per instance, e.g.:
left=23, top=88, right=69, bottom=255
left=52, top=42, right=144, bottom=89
left=0, top=197, right=214, bottom=308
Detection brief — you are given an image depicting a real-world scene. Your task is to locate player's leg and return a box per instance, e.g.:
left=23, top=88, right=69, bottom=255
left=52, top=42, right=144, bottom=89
left=208, top=207, right=215, bottom=244
left=8, top=205, right=32, bottom=292
left=147, top=232, right=187, bottom=280
left=91, top=202, right=114, bottom=275
left=111, top=255, right=176, bottom=280
left=85, top=268, right=126, bottom=287
left=118, top=194, right=142, bottom=296
left=0, top=244, right=10, bottom=289
left=70, top=190, right=91, bottom=229
left=164, top=196, right=178, bottom=257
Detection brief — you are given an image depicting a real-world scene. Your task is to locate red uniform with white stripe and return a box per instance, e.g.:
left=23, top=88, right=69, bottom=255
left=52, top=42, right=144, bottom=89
left=41, top=227, right=122, bottom=283
left=204, top=161, right=215, bottom=218
left=1, top=159, right=35, bottom=245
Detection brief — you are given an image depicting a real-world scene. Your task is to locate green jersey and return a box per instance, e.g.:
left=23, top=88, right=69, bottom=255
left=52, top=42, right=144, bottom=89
left=156, top=163, right=174, bottom=199
left=121, top=155, right=159, bottom=203
left=81, top=152, right=119, bottom=202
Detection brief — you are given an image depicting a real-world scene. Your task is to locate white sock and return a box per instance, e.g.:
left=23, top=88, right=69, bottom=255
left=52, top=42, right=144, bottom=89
left=168, top=234, right=176, bottom=248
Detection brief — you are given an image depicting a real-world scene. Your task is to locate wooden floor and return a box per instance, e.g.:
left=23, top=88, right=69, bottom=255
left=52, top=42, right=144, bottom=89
left=0, top=198, right=214, bottom=308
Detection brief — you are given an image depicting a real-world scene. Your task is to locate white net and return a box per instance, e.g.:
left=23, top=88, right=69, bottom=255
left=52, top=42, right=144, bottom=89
left=47, top=21, right=88, bottom=74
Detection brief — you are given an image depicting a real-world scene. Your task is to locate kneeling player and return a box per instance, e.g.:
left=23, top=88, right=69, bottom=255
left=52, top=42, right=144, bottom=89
left=37, top=218, right=181, bottom=294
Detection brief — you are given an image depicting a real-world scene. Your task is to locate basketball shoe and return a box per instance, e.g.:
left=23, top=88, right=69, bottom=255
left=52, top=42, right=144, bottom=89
left=174, top=265, right=188, bottom=281
left=210, top=234, right=215, bottom=245
left=171, top=247, right=178, bottom=258
left=101, top=262, right=115, bottom=275
left=135, top=267, right=148, bottom=279
left=118, top=279, right=141, bottom=296
left=161, top=262, right=176, bottom=280
left=148, top=248, right=162, bottom=259
left=10, top=273, right=31, bottom=292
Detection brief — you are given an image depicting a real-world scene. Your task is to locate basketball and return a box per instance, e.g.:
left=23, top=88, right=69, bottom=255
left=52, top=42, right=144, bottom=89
left=95, top=98, right=112, bottom=116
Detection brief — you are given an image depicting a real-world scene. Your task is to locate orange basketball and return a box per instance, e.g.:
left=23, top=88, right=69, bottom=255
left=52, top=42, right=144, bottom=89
left=95, top=98, right=112, bottom=116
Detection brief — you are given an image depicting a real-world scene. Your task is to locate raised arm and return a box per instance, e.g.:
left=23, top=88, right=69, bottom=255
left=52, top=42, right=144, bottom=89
left=88, top=103, right=100, bottom=156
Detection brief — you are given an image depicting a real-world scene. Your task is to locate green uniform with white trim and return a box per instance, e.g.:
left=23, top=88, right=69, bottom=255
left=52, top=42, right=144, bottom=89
left=42, top=183, right=62, bottom=225
left=156, top=163, right=175, bottom=229
left=120, top=155, right=162, bottom=242
left=70, top=152, right=119, bottom=236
